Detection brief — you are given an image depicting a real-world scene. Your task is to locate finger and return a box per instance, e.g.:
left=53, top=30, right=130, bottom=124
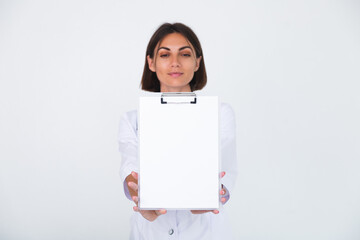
left=155, top=209, right=167, bottom=216
left=132, top=196, right=139, bottom=205
left=131, top=171, right=139, bottom=180
left=191, top=210, right=211, bottom=214
left=220, top=171, right=226, bottom=178
left=128, top=181, right=138, bottom=192
left=212, top=210, right=220, bottom=214
left=133, top=206, right=139, bottom=212
left=220, top=197, right=226, bottom=203
left=220, top=189, right=226, bottom=195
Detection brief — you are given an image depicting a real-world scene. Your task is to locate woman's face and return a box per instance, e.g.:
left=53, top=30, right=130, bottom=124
left=147, top=33, right=201, bottom=92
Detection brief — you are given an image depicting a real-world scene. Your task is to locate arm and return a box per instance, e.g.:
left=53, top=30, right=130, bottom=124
left=220, top=103, right=238, bottom=204
left=118, top=111, right=139, bottom=200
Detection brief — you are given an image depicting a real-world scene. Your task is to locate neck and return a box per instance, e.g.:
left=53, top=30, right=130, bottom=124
left=160, top=84, right=191, bottom=92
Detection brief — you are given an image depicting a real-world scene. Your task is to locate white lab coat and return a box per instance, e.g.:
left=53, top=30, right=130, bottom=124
left=118, top=102, right=238, bottom=240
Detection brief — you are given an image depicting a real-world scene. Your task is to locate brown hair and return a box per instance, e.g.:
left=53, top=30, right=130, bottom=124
left=141, top=23, right=207, bottom=92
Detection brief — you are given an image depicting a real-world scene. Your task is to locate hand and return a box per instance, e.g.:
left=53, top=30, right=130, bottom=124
left=126, top=171, right=167, bottom=222
left=191, top=171, right=227, bottom=215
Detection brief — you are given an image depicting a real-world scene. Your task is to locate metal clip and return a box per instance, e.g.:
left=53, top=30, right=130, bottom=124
left=161, top=92, right=197, bottom=104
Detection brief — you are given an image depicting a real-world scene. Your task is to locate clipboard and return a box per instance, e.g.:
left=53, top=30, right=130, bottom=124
left=138, top=92, right=220, bottom=210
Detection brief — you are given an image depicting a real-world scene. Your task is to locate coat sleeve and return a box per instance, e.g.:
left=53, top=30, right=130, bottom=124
left=220, top=103, right=238, bottom=200
left=118, top=111, right=139, bottom=200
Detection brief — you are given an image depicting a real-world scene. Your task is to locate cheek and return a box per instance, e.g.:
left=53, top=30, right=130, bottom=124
left=184, top=60, right=197, bottom=72
left=154, top=62, right=167, bottom=73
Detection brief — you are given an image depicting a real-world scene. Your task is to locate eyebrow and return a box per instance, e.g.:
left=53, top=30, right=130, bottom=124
left=157, top=46, right=192, bottom=52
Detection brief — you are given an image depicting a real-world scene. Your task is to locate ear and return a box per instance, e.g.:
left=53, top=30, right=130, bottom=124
left=147, top=55, right=156, bottom=72
left=194, top=56, right=202, bottom=72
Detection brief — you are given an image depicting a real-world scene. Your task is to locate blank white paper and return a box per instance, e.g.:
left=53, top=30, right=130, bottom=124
left=139, top=95, right=219, bottom=209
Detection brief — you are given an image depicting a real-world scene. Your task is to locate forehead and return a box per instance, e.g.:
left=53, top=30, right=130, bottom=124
left=157, top=33, right=193, bottom=50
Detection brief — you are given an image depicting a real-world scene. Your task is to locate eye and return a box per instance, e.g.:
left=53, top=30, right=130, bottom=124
left=180, top=51, right=192, bottom=57
left=160, top=54, right=169, bottom=58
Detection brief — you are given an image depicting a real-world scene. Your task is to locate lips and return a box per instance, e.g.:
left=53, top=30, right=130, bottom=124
left=168, top=72, right=183, bottom=77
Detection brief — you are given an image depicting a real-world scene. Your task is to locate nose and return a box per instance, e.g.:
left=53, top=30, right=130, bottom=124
left=170, top=55, right=180, bottom=68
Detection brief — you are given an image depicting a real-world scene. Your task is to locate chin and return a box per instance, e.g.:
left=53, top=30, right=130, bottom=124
left=161, top=83, right=191, bottom=92
left=164, top=81, right=188, bottom=87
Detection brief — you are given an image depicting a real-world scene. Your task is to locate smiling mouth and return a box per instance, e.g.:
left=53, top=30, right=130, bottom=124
left=168, top=72, right=183, bottom=77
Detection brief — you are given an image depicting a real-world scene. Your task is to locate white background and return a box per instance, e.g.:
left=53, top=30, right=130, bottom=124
left=0, top=0, right=359, bottom=239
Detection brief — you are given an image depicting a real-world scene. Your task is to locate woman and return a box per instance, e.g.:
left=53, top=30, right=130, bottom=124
left=118, top=22, right=237, bottom=239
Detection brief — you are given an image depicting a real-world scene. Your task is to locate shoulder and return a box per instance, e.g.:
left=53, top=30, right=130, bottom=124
left=118, top=109, right=138, bottom=135
left=219, top=102, right=236, bottom=139
left=122, top=109, right=137, bottom=123
left=220, top=102, right=235, bottom=120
